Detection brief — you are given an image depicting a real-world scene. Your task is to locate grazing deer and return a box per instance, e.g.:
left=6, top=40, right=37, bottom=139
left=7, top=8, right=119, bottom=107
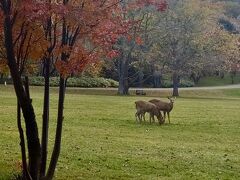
left=135, top=100, right=164, bottom=125
left=149, top=97, right=175, bottom=124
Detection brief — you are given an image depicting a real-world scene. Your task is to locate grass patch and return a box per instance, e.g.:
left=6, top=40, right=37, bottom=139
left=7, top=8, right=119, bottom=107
left=196, top=74, right=240, bottom=87
left=0, top=85, right=240, bottom=179
left=223, top=88, right=240, bottom=97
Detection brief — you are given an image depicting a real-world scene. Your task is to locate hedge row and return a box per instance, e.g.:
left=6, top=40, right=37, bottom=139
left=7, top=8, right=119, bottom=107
left=161, top=79, right=194, bottom=88
left=1, top=77, right=194, bottom=88
left=1, top=77, right=119, bottom=88
left=30, top=77, right=119, bottom=88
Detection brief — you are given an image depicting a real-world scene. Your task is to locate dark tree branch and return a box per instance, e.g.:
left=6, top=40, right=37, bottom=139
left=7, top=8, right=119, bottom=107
left=14, top=22, right=27, bottom=47
left=40, top=56, right=50, bottom=177
left=17, top=101, right=32, bottom=180
left=2, top=4, right=41, bottom=179
left=11, top=10, right=18, bottom=26
left=20, top=33, right=33, bottom=75
left=16, top=30, right=27, bottom=72
left=69, top=26, right=80, bottom=47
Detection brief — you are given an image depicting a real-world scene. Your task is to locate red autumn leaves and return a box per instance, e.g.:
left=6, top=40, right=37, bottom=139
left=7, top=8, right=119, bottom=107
left=0, top=0, right=167, bottom=77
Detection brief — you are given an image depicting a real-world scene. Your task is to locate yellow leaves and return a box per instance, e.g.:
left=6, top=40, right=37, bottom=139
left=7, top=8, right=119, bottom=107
left=11, top=19, right=48, bottom=71
left=0, top=60, right=9, bottom=74
left=55, top=60, right=70, bottom=78
left=82, top=61, right=103, bottom=77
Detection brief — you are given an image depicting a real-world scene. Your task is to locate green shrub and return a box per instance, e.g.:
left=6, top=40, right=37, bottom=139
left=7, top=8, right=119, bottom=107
left=179, top=79, right=195, bottom=87
left=29, top=76, right=44, bottom=86
left=161, top=80, right=172, bottom=88
left=27, top=76, right=119, bottom=88
left=1, top=76, right=194, bottom=88
left=161, top=79, right=194, bottom=88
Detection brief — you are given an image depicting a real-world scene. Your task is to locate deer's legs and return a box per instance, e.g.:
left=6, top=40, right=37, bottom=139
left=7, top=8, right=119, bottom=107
left=143, top=112, right=146, bottom=122
left=167, top=112, right=170, bottom=123
left=135, top=111, right=142, bottom=123
left=163, top=111, right=166, bottom=121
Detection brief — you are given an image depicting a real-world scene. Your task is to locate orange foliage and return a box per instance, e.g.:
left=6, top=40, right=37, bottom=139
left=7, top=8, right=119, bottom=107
left=0, top=1, right=49, bottom=75
left=50, top=0, right=132, bottom=77
left=0, top=61, right=9, bottom=75
left=1, top=0, right=167, bottom=77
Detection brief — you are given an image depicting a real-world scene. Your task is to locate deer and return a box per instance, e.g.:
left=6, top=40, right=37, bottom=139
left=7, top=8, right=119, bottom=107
left=149, top=97, right=175, bottom=124
left=135, top=100, right=164, bottom=125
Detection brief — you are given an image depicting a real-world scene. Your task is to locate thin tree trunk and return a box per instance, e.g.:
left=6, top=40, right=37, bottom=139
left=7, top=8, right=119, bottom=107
left=3, top=6, right=41, bottom=179
left=231, top=76, right=234, bottom=84
left=22, top=77, right=33, bottom=180
left=41, top=8, right=57, bottom=176
left=46, top=77, right=66, bottom=179
left=153, top=72, right=162, bottom=88
left=45, top=10, right=68, bottom=178
left=138, top=70, right=144, bottom=88
left=230, top=71, right=236, bottom=84
left=24, top=76, right=30, bottom=100
left=172, top=72, right=180, bottom=97
left=40, top=57, right=50, bottom=177
left=17, top=101, right=31, bottom=180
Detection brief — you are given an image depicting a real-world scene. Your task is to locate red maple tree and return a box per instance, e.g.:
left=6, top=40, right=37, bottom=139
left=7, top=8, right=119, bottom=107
left=0, top=0, right=131, bottom=179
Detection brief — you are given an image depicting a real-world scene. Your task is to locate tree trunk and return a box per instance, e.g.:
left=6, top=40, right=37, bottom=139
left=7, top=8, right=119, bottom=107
left=190, top=73, right=201, bottom=84
left=153, top=72, right=162, bottom=88
left=3, top=6, right=41, bottom=179
left=231, top=74, right=234, bottom=84
left=118, top=55, right=129, bottom=95
left=17, top=101, right=31, bottom=180
left=172, top=72, right=180, bottom=97
left=138, top=70, right=144, bottom=88
left=46, top=77, right=66, bottom=179
left=45, top=11, right=69, bottom=178
left=40, top=57, right=50, bottom=177
left=230, top=71, right=236, bottom=84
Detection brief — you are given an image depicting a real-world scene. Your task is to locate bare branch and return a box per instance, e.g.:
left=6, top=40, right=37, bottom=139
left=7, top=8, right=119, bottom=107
left=69, top=26, right=80, bottom=47
left=13, top=22, right=27, bottom=46
left=11, top=11, right=18, bottom=26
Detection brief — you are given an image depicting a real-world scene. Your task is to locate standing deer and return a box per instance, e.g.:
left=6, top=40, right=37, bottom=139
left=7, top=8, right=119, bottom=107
left=149, top=97, right=175, bottom=124
left=135, top=100, right=164, bottom=125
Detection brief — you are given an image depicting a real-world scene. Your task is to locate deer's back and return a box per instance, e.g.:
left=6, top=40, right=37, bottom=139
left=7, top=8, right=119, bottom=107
left=149, top=99, right=172, bottom=111
left=135, top=100, right=156, bottom=112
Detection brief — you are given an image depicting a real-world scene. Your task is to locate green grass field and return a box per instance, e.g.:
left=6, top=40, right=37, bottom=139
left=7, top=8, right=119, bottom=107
left=196, top=74, right=240, bottom=87
left=0, top=85, right=240, bottom=179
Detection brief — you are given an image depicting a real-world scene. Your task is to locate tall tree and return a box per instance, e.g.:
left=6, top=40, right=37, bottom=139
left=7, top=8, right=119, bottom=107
left=149, top=0, right=227, bottom=96
left=114, top=0, right=167, bottom=95
left=0, top=1, right=128, bottom=179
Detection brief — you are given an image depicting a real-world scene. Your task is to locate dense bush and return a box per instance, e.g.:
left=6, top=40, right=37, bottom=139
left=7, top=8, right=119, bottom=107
left=1, top=76, right=119, bottom=88
left=29, top=76, right=45, bottom=86
left=161, top=79, right=194, bottom=88
left=33, top=77, right=119, bottom=88
left=179, top=79, right=195, bottom=87
left=0, top=78, right=12, bottom=84
left=161, top=80, right=172, bottom=88
left=1, top=76, right=194, bottom=88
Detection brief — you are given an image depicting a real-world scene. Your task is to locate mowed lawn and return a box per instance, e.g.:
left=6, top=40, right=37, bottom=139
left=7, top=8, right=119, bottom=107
left=0, top=85, right=240, bottom=179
